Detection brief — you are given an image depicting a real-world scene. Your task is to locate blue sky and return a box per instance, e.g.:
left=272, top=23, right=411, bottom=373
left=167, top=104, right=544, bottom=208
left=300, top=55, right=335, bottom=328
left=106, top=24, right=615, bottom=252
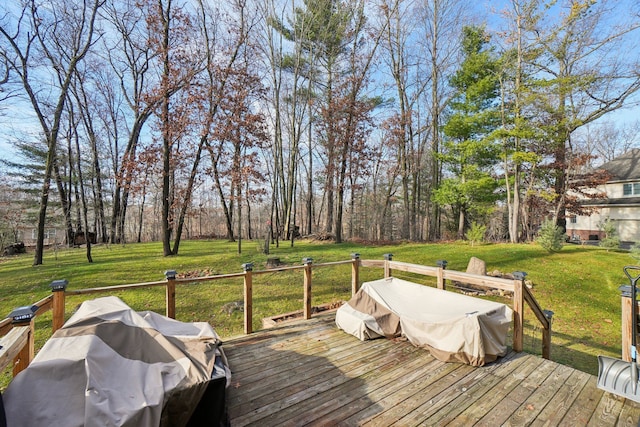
left=1, top=0, right=639, bottom=162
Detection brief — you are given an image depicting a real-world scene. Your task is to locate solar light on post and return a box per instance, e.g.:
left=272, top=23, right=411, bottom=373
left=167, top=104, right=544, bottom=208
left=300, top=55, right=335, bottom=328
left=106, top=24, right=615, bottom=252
left=8, top=305, right=38, bottom=376
left=242, top=263, right=254, bottom=334
left=512, top=271, right=527, bottom=281
left=8, top=306, right=38, bottom=324
left=384, top=253, right=393, bottom=278
left=303, top=258, right=313, bottom=319
left=164, top=270, right=177, bottom=319
left=436, top=260, right=448, bottom=290
left=49, top=279, right=68, bottom=332
left=351, top=253, right=360, bottom=295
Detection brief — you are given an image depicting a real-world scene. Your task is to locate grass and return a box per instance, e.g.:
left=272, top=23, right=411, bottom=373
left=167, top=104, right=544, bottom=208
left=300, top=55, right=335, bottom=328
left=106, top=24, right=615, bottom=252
left=0, top=239, right=635, bottom=385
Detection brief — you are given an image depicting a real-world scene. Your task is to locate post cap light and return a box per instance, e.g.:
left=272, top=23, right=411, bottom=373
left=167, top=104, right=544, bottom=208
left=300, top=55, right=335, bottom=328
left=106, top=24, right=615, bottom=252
left=351, top=253, right=360, bottom=260
left=242, top=263, right=254, bottom=272
left=620, top=285, right=635, bottom=298
left=302, top=257, right=313, bottom=264
left=512, top=271, right=528, bottom=281
left=384, top=253, right=393, bottom=261
left=9, top=305, right=38, bottom=323
left=164, top=270, right=177, bottom=280
left=436, top=260, right=448, bottom=269
left=49, top=279, right=68, bottom=292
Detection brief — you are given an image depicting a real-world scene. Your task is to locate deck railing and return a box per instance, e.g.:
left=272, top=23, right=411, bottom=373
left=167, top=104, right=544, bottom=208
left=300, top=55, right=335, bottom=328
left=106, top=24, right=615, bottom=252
left=620, top=287, right=640, bottom=362
left=0, top=255, right=552, bottom=380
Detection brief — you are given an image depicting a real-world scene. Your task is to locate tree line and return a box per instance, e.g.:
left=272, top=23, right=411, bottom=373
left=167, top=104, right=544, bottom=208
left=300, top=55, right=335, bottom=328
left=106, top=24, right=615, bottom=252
left=1, top=0, right=639, bottom=265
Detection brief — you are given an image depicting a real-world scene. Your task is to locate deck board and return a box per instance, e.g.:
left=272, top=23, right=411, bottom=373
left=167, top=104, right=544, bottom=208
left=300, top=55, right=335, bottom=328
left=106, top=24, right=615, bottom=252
left=224, top=312, right=640, bottom=426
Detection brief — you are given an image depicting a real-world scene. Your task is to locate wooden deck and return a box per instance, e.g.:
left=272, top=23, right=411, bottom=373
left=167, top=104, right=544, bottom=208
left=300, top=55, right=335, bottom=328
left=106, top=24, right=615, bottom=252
left=223, top=312, right=640, bottom=426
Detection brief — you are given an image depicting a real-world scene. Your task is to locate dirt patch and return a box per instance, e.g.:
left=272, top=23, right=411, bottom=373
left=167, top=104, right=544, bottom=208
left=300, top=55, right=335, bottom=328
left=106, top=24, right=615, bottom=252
left=451, top=269, right=533, bottom=297
left=262, top=301, right=345, bottom=328
left=177, top=269, right=219, bottom=278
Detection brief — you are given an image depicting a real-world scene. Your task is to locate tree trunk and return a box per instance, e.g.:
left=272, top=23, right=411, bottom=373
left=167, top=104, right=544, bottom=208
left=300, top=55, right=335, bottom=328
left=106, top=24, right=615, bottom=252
left=53, top=159, right=74, bottom=246
left=110, top=115, right=149, bottom=243
left=171, top=140, right=205, bottom=255
left=74, top=122, right=93, bottom=262
left=306, top=122, right=314, bottom=236
left=458, top=206, right=465, bottom=240
left=33, top=154, right=55, bottom=266
left=210, top=150, right=235, bottom=241
left=236, top=175, right=242, bottom=254
left=89, top=132, right=107, bottom=243
left=160, top=0, right=173, bottom=257
left=137, top=186, right=146, bottom=243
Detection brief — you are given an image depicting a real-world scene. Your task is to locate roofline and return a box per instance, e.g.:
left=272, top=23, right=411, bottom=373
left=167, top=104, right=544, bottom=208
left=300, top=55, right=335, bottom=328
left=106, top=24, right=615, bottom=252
left=606, top=179, right=640, bottom=184
left=584, top=203, right=640, bottom=208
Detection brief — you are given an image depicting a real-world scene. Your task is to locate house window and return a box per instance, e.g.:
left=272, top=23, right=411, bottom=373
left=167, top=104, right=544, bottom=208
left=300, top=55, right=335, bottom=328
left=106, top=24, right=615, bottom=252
left=31, top=229, right=57, bottom=240
left=623, top=183, right=640, bottom=196
left=570, top=216, right=577, bottom=224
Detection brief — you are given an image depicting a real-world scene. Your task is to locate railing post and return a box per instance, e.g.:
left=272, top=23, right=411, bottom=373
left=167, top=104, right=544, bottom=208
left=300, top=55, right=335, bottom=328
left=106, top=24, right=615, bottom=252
left=303, top=258, right=313, bottom=319
left=243, top=263, right=254, bottom=334
left=49, top=279, right=68, bottom=332
left=512, top=271, right=526, bottom=353
left=384, top=253, right=393, bottom=278
left=542, top=310, right=554, bottom=359
left=436, top=260, right=448, bottom=290
left=621, top=285, right=637, bottom=361
left=8, top=305, right=37, bottom=376
left=164, top=270, right=177, bottom=319
left=351, top=253, right=360, bottom=295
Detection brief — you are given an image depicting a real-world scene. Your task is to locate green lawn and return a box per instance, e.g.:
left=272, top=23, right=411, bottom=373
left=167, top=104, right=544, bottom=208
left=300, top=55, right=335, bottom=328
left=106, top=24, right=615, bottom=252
left=0, top=239, right=634, bottom=381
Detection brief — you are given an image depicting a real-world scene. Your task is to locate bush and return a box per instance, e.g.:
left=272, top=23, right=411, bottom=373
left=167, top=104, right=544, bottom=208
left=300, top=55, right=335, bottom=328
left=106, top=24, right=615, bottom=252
left=599, top=218, right=620, bottom=251
left=466, top=222, right=487, bottom=246
left=536, top=219, right=564, bottom=252
left=630, top=242, right=640, bottom=262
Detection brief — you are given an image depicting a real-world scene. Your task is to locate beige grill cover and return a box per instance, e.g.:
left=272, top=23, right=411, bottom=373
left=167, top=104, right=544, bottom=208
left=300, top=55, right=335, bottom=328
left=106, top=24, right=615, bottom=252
left=336, top=277, right=513, bottom=366
left=4, top=296, right=230, bottom=427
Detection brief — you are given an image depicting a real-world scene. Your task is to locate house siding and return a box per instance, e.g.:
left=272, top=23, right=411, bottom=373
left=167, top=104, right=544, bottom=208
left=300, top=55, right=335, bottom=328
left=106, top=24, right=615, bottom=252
left=566, top=180, right=640, bottom=242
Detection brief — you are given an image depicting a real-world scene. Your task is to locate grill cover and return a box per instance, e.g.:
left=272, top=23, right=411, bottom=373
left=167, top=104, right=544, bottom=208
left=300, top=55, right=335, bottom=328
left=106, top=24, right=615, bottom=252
left=4, top=296, right=230, bottom=427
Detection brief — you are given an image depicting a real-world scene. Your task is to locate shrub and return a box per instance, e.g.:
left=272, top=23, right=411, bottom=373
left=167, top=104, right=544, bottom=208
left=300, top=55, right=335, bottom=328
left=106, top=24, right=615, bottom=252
left=536, top=219, right=564, bottom=252
left=466, top=222, right=487, bottom=246
left=630, top=242, right=640, bottom=262
left=599, top=218, right=620, bottom=251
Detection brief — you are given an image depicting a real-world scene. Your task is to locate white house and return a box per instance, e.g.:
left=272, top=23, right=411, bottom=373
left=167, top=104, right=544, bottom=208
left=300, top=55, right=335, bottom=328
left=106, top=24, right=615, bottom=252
left=566, top=148, right=640, bottom=243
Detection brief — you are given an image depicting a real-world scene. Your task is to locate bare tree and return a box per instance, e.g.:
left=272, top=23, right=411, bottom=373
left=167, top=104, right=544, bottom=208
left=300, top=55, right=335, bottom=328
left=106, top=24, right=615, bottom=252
left=379, top=0, right=422, bottom=240
left=419, top=0, right=466, bottom=241
left=67, top=101, right=94, bottom=262
left=69, top=63, right=109, bottom=245
left=101, top=0, right=161, bottom=244
left=376, top=0, right=464, bottom=241
left=0, top=0, right=104, bottom=265
left=575, top=120, right=640, bottom=165
left=260, top=0, right=316, bottom=245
